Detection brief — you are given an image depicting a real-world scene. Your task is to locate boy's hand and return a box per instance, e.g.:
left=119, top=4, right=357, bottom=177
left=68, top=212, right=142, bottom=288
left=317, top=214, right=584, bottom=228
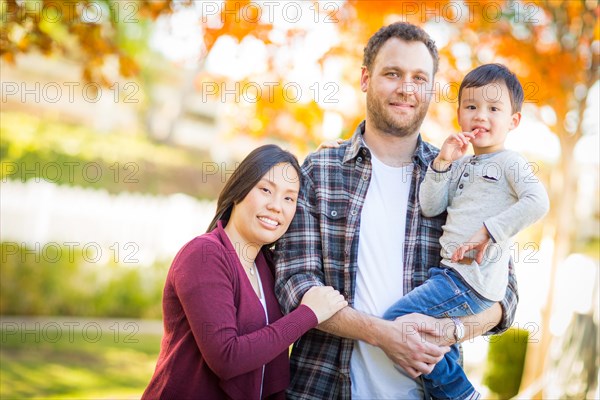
left=433, top=129, right=479, bottom=171
left=316, top=138, right=344, bottom=151
left=451, top=226, right=490, bottom=264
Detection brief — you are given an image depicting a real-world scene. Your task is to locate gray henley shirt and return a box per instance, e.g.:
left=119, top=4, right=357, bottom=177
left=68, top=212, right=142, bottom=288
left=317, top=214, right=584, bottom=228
left=419, top=150, right=550, bottom=301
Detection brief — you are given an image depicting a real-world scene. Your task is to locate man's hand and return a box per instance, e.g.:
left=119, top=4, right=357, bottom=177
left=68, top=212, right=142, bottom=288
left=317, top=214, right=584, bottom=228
left=316, top=138, right=344, bottom=151
left=452, top=226, right=491, bottom=264
left=433, top=129, right=479, bottom=171
left=375, top=313, right=450, bottom=378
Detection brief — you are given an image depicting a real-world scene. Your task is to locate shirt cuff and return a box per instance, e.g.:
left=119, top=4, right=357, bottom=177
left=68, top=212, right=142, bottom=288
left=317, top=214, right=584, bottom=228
left=429, top=161, right=452, bottom=173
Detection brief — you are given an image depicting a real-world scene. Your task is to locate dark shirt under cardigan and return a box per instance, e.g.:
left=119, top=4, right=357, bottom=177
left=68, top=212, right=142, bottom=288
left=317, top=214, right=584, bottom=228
left=142, top=220, right=318, bottom=400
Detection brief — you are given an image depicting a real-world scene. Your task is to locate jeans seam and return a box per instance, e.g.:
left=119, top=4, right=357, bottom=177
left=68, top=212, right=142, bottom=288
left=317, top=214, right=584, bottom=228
left=441, top=268, right=462, bottom=294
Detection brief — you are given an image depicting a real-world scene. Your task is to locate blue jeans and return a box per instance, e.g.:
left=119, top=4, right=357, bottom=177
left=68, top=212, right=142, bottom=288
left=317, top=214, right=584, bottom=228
left=383, top=267, right=494, bottom=400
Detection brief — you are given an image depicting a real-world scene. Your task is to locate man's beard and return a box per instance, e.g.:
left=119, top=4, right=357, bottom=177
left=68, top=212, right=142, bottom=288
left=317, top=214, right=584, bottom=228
left=366, top=90, right=429, bottom=138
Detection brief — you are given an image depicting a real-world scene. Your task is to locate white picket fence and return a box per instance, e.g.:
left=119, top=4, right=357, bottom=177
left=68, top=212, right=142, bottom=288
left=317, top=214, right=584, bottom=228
left=0, top=179, right=216, bottom=266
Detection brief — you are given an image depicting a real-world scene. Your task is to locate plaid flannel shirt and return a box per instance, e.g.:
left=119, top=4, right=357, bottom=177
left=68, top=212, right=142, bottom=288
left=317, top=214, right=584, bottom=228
left=274, top=121, right=519, bottom=400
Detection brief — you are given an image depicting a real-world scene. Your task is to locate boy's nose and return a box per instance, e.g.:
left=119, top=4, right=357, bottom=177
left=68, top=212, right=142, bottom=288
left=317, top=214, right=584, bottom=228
left=474, top=112, right=487, bottom=121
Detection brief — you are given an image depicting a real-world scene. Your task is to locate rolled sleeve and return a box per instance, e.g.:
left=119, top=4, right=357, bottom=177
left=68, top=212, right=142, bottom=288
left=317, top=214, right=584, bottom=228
left=274, top=161, right=325, bottom=315
left=486, top=257, right=519, bottom=335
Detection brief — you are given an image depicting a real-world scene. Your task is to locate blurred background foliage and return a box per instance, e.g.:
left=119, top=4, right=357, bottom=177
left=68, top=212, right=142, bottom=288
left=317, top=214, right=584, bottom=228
left=483, top=327, right=529, bottom=399
left=0, top=242, right=166, bottom=318
left=1, top=0, right=598, bottom=398
left=0, top=111, right=225, bottom=198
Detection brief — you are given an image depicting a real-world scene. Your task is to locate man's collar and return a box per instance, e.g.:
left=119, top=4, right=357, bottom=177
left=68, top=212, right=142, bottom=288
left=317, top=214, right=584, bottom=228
left=344, top=121, right=368, bottom=163
left=344, top=120, right=431, bottom=167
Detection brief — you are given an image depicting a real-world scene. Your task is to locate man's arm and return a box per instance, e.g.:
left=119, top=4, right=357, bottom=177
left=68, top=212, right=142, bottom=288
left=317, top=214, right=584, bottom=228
left=318, top=307, right=450, bottom=378
left=422, top=302, right=503, bottom=346
left=489, top=256, right=519, bottom=334
left=424, top=259, right=518, bottom=346
left=274, top=158, right=325, bottom=314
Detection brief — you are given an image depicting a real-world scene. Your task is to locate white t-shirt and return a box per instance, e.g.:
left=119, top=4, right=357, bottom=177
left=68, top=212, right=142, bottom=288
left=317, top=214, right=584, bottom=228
left=350, top=154, right=423, bottom=399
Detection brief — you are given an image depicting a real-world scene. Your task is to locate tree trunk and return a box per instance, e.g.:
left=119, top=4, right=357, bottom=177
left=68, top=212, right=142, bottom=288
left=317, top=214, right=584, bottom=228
left=518, top=129, right=580, bottom=398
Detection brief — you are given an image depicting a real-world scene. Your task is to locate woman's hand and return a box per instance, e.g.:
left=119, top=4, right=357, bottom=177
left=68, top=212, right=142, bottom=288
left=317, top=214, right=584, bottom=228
left=300, top=286, right=348, bottom=323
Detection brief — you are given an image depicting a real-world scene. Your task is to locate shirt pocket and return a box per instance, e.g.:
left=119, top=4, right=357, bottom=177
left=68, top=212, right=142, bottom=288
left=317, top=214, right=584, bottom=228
left=321, top=200, right=348, bottom=221
left=319, top=199, right=348, bottom=257
left=479, top=163, right=502, bottom=183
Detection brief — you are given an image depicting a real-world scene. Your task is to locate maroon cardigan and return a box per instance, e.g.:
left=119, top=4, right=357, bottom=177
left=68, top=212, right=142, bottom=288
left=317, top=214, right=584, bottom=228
left=142, top=221, right=317, bottom=400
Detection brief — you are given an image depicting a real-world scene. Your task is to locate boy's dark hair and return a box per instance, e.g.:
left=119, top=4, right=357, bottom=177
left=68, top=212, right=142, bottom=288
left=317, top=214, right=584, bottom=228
left=458, top=63, right=524, bottom=113
left=363, top=22, right=439, bottom=75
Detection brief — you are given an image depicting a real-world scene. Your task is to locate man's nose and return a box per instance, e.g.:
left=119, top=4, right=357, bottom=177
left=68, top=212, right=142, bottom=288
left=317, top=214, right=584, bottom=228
left=396, top=76, right=417, bottom=95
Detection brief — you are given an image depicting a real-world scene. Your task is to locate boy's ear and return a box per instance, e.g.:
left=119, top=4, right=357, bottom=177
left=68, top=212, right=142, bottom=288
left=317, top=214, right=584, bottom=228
left=509, top=112, right=522, bottom=130
left=360, top=66, right=369, bottom=93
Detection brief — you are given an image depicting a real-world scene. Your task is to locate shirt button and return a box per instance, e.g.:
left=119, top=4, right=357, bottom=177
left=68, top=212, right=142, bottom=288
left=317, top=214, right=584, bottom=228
left=464, top=172, right=469, bottom=177
left=331, top=210, right=338, bottom=217
left=362, top=175, right=368, bottom=180
left=471, top=161, right=476, bottom=165
left=351, top=210, right=358, bottom=216
left=357, top=157, right=362, bottom=162
left=459, top=184, right=464, bottom=189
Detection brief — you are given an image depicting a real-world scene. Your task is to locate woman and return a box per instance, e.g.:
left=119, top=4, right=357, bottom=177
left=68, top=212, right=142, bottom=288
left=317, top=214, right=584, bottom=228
left=142, top=145, right=347, bottom=399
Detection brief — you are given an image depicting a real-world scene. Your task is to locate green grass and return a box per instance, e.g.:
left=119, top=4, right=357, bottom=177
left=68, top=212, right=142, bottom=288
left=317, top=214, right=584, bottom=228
left=1, top=327, right=161, bottom=399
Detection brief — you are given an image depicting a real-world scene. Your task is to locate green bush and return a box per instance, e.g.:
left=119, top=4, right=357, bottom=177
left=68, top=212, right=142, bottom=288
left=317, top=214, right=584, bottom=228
left=483, top=327, right=529, bottom=398
left=0, top=242, right=168, bottom=318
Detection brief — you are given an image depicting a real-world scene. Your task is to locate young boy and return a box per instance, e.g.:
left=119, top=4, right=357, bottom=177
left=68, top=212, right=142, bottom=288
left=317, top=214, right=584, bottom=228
left=382, top=63, right=550, bottom=400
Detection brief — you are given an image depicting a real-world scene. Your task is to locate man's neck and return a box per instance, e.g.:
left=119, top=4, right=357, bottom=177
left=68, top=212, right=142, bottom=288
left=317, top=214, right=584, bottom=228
left=363, top=123, right=419, bottom=167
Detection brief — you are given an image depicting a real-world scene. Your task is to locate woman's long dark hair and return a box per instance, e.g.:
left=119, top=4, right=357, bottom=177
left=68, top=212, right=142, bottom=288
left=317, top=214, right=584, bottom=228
left=206, top=144, right=301, bottom=232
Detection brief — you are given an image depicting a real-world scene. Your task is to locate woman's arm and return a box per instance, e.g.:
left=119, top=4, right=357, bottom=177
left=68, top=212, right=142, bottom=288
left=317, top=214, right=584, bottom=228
left=173, top=240, right=318, bottom=380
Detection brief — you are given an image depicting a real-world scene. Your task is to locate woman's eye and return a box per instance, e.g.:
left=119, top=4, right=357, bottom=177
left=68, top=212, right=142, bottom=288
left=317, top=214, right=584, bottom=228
left=260, top=187, right=271, bottom=194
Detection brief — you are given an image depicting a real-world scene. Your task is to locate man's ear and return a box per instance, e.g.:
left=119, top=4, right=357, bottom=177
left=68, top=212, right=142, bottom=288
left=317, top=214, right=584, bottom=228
left=509, top=112, right=522, bottom=130
left=360, top=66, right=369, bottom=93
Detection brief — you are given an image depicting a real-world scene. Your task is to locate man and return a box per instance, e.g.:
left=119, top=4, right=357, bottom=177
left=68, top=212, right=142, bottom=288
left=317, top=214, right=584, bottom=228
left=275, top=22, right=518, bottom=399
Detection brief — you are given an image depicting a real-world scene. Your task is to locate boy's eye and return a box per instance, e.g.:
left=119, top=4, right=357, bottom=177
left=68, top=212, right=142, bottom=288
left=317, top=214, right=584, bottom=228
left=491, top=107, right=499, bottom=111
left=466, top=105, right=476, bottom=110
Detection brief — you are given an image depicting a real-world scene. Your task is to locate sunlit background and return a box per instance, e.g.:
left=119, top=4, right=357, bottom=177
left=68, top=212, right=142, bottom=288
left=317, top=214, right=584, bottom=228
left=1, top=0, right=598, bottom=398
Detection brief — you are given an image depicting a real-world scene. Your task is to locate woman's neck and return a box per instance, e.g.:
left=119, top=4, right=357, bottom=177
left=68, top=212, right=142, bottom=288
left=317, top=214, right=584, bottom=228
left=223, top=224, right=261, bottom=268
